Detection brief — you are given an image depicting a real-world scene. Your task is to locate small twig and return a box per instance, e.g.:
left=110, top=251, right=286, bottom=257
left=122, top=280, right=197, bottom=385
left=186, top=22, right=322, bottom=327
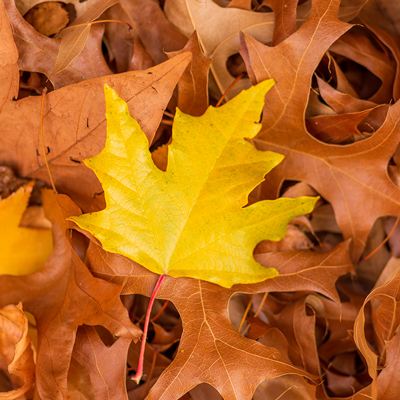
left=150, top=300, right=170, bottom=322
left=135, top=300, right=170, bottom=324
left=216, top=72, right=247, bottom=107
left=141, top=349, right=157, bottom=396
left=253, top=292, right=268, bottom=318
left=163, top=110, right=175, bottom=119
left=237, top=294, right=253, bottom=334
left=240, top=292, right=268, bottom=337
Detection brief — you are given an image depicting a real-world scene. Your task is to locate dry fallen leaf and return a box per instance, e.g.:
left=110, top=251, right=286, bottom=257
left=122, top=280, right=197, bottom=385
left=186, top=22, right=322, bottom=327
left=305, top=107, right=376, bottom=144
left=0, top=2, right=192, bottom=203
left=24, top=2, right=69, bottom=37
left=115, top=0, right=188, bottom=66
left=50, top=0, right=119, bottom=79
left=164, top=0, right=278, bottom=98
left=15, top=0, right=105, bottom=17
left=66, top=357, right=95, bottom=400
left=240, top=0, right=400, bottom=261
left=4, top=0, right=112, bottom=89
left=167, top=32, right=212, bottom=116
left=260, top=294, right=322, bottom=376
left=86, top=247, right=313, bottom=400
left=0, top=303, right=36, bottom=400
left=0, top=190, right=141, bottom=399
left=72, top=326, right=132, bottom=400
left=329, top=29, right=396, bottom=104
left=316, top=75, right=378, bottom=113
left=3, top=0, right=400, bottom=398
left=101, top=2, right=135, bottom=73
left=164, top=0, right=365, bottom=99
left=84, top=239, right=352, bottom=399
left=353, top=260, right=400, bottom=399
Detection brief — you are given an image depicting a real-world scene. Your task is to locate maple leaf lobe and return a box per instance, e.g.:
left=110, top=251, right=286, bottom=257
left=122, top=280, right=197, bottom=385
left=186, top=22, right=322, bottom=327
left=71, top=82, right=317, bottom=287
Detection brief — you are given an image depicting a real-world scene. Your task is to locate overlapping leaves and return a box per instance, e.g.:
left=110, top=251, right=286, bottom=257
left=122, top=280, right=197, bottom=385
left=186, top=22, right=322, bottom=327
left=2, top=0, right=400, bottom=399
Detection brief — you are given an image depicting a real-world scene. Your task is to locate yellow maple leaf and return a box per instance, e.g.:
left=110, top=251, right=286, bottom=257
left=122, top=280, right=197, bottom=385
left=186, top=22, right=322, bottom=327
left=0, top=182, right=52, bottom=275
left=71, top=81, right=318, bottom=288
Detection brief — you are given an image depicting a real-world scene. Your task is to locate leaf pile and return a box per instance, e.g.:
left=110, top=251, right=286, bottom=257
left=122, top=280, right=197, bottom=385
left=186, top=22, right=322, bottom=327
left=1, top=0, right=400, bottom=399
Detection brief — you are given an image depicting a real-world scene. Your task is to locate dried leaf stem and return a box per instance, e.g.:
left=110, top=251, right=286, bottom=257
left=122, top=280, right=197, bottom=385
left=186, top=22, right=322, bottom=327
left=142, top=349, right=158, bottom=396
left=135, top=300, right=170, bottom=324
left=150, top=300, right=170, bottom=322
left=240, top=293, right=267, bottom=337
left=40, top=88, right=57, bottom=194
left=57, top=19, right=132, bottom=36
left=216, top=72, right=247, bottom=107
left=238, top=294, right=253, bottom=334
left=254, top=292, right=268, bottom=318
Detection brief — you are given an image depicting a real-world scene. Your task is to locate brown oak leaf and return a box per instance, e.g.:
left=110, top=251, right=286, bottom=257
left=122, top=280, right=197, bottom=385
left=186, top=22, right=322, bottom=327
left=84, top=239, right=352, bottom=400
left=117, top=0, right=188, bottom=66
left=72, top=326, right=132, bottom=400
left=4, top=0, right=112, bottom=89
left=329, top=29, right=396, bottom=104
left=0, top=1, right=192, bottom=204
left=240, top=0, right=400, bottom=261
left=0, top=303, right=36, bottom=399
left=167, top=32, right=212, bottom=116
left=0, top=190, right=141, bottom=400
left=354, top=257, right=400, bottom=398
left=50, top=0, right=119, bottom=80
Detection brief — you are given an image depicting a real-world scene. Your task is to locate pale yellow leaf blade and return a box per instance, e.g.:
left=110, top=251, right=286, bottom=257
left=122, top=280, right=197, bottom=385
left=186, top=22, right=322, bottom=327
left=0, top=182, right=52, bottom=275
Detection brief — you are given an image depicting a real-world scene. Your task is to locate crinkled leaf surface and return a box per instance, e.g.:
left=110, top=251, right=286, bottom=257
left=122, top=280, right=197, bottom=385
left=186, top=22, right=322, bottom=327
left=0, top=302, right=36, bottom=400
left=71, top=81, right=317, bottom=287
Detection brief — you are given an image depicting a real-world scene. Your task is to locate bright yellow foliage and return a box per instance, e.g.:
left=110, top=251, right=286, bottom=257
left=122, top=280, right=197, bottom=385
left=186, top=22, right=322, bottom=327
left=70, top=81, right=317, bottom=287
left=0, top=182, right=52, bottom=275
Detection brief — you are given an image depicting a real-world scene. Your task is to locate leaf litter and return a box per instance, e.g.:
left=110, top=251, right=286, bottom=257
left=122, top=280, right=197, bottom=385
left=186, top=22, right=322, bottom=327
left=1, top=0, right=400, bottom=399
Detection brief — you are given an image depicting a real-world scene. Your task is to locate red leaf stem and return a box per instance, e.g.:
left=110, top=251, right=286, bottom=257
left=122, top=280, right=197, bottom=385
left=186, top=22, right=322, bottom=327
left=132, top=274, right=165, bottom=384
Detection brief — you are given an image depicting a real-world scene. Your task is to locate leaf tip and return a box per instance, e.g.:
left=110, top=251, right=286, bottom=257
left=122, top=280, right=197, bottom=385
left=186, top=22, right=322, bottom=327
left=254, top=78, right=275, bottom=101
left=303, top=195, right=320, bottom=214
left=104, top=83, right=118, bottom=101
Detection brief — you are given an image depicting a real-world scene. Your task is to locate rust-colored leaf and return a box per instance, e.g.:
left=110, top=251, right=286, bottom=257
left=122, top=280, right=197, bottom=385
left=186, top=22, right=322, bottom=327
left=167, top=32, right=212, bottom=116
left=0, top=303, right=36, bottom=400
left=83, top=239, right=352, bottom=399
left=4, top=0, right=112, bottom=89
left=0, top=3, right=191, bottom=203
left=72, top=326, right=132, bottom=400
left=0, top=191, right=141, bottom=399
left=50, top=0, right=119, bottom=79
left=3, top=0, right=400, bottom=398
left=240, top=0, right=400, bottom=261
